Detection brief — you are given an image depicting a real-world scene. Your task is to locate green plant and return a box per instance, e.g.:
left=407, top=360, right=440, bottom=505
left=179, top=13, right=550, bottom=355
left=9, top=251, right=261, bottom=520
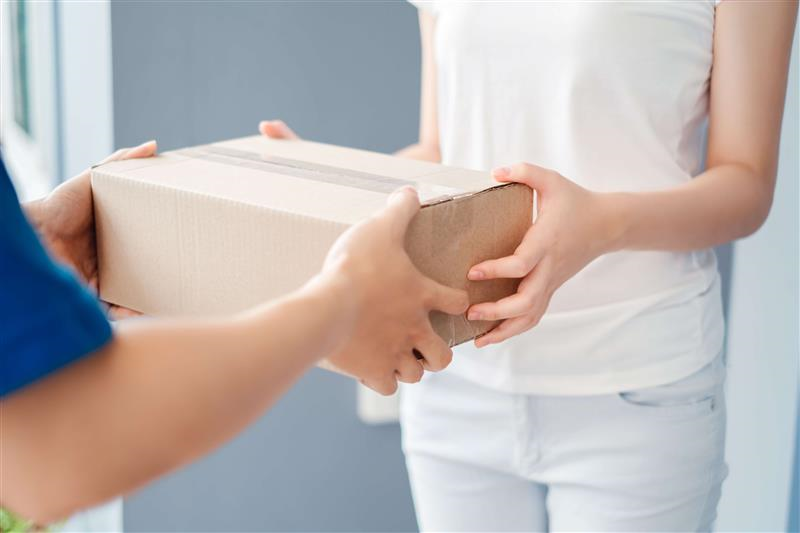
left=0, top=508, right=35, bottom=533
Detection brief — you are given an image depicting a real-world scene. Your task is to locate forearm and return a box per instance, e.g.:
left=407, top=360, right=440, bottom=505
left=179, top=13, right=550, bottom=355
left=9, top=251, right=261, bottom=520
left=605, top=163, right=774, bottom=253
left=398, top=11, right=440, bottom=165
left=606, top=0, right=796, bottom=255
left=2, top=274, right=353, bottom=524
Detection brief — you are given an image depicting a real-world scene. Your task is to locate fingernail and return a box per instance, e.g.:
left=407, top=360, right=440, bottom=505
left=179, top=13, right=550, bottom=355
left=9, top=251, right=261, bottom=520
left=492, top=166, right=511, bottom=178
left=468, top=269, right=484, bottom=280
left=468, top=310, right=481, bottom=321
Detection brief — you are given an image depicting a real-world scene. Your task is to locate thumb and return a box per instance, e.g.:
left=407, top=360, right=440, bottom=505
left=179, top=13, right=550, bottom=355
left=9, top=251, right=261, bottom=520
left=122, top=140, right=158, bottom=160
left=492, top=162, right=555, bottom=191
left=97, top=140, right=157, bottom=166
left=382, top=186, right=421, bottom=241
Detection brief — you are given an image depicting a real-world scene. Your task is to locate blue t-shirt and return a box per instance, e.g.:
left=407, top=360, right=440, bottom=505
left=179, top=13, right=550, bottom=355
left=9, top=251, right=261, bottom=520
left=0, top=155, right=112, bottom=398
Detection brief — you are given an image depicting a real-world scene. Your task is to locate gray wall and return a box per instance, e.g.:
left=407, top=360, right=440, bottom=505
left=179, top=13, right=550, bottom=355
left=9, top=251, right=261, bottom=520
left=111, top=2, right=421, bottom=531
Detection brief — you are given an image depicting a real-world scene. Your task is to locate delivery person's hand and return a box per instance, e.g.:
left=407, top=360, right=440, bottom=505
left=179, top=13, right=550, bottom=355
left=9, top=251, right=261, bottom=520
left=259, top=120, right=469, bottom=393
left=24, top=140, right=158, bottom=318
left=318, top=187, right=469, bottom=395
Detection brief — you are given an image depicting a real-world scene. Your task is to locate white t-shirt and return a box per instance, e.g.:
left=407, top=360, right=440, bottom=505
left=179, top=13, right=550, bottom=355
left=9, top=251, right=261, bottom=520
left=410, top=0, right=725, bottom=395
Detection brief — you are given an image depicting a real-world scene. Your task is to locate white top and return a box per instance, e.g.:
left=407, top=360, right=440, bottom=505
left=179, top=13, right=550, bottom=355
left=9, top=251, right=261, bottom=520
left=410, top=0, right=725, bottom=395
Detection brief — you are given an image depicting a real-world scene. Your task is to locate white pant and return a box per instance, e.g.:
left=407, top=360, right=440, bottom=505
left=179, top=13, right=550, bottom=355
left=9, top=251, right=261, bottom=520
left=400, top=355, right=728, bottom=532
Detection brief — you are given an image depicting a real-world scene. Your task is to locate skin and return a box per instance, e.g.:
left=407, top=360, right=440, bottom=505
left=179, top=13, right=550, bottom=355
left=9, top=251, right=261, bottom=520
left=400, top=2, right=796, bottom=348
left=24, top=142, right=159, bottom=318
left=4, top=133, right=468, bottom=523
left=14, top=0, right=787, bottom=522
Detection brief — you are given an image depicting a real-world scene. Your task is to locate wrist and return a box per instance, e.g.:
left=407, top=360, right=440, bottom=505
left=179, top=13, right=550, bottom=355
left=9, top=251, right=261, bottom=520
left=595, top=192, right=632, bottom=253
left=297, top=260, right=361, bottom=353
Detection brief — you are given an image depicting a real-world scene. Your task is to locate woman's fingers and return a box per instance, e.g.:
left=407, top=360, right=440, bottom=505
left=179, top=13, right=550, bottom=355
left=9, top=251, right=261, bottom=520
left=413, top=323, right=453, bottom=372
left=467, top=249, right=541, bottom=280
left=473, top=270, right=552, bottom=347
left=475, top=314, right=539, bottom=348
left=468, top=261, right=550, bottom=320
left=492, top=162, right=557, bottom=191
left=468, top=255, right=526, bottom=281
left=468, top=226, right=545, bottom=281
left=259, top=120, right=299, bottom=140
left=468, top=291, right=531, bottom=322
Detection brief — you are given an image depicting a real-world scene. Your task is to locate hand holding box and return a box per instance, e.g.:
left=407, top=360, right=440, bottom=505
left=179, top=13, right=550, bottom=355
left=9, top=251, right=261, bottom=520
left=92, top=136, right=532, bottom=347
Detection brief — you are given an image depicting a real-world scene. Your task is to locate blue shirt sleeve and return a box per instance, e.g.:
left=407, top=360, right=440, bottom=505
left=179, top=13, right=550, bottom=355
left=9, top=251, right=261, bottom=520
left=0, top=155, right=112, bottom=398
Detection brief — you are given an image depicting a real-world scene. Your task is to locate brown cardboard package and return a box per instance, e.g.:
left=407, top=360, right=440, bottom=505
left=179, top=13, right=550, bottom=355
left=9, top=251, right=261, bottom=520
left=92, top=136, right=532, bottom=346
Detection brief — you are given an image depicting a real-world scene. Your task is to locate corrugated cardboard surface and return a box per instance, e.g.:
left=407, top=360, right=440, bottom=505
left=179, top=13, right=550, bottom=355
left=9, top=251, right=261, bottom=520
left=406, top=185, right=531, bottom=344
left=93, top=136, right=532, bottom=346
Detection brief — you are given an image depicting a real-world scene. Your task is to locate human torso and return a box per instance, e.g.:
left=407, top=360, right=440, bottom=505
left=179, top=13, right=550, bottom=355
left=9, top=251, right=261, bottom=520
left=429, top=1, right=725, bottom=394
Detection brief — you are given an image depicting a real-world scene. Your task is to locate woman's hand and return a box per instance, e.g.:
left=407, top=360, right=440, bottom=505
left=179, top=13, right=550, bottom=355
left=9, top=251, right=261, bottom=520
left=25, top=140, right=158, bottom=318
left=259, top=119, right=299, bottom=140
left=467, top=163, right=620, bottom=348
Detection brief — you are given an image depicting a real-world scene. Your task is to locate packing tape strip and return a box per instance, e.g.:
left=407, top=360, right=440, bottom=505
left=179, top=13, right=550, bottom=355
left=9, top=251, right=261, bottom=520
left=176, top=145, right=464, bottom=201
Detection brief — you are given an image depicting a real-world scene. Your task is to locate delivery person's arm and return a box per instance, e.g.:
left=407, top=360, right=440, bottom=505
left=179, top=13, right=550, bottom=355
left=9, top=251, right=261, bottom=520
left=3, top=154, right=466, bottom=523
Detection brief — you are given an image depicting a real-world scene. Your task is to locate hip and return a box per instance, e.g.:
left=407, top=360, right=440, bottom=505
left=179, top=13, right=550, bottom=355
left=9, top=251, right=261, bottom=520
left=400, top=352, right=727, bottom=478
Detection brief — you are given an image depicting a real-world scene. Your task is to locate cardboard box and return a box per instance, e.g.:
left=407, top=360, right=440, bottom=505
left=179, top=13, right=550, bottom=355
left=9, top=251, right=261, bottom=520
left=92, top=136, right=532, bottom=346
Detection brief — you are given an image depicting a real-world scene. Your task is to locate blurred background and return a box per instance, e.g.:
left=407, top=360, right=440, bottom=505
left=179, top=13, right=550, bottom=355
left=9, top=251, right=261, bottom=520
left=0, top=1, right=797, bottom=531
